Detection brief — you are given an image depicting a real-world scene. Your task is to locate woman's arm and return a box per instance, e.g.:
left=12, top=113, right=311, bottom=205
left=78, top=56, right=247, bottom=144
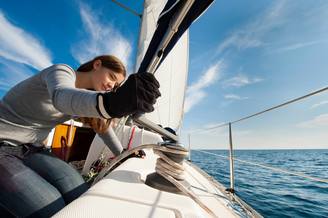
left=97, top=127, right=123, bottom=156
left=79, top=117, right=123, bottom=156
left=42, top=64, right=101, bottom=118
left=42, top=64, right=161, bottom=119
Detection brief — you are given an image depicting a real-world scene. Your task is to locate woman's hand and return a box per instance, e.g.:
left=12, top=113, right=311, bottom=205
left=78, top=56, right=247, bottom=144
left=97, top=72, right=161, bottom=118
left=79, top=117, right=111, bottom=134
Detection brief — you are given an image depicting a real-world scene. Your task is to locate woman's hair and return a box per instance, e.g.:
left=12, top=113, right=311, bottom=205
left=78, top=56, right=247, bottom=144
left=77, top=55, right=126, bottom=77
left=77, top=55, right=126, bottom=134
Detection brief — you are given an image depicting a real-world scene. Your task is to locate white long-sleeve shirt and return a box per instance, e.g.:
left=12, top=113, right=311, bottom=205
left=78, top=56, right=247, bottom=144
left=0, top=64, right=123, bottom=155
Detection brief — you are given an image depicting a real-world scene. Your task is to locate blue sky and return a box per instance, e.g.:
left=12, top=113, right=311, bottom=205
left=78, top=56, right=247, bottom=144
left=0, top=0, right=328, bottom=149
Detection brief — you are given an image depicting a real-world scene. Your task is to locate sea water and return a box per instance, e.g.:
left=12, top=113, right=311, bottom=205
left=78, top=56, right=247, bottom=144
left=191, top=149, right=328, bottom=218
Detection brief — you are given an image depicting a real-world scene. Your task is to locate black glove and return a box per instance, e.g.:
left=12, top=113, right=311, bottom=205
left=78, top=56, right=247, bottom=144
left=96, top=72, right=161, bottom=118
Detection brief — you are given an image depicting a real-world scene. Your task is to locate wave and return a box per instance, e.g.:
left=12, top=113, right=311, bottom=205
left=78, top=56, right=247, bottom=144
left=192, top=149, right=328, bottom=217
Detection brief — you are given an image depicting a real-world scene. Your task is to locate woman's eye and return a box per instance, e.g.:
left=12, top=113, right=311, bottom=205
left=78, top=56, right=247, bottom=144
left=109, top=72, right=117, bottom=81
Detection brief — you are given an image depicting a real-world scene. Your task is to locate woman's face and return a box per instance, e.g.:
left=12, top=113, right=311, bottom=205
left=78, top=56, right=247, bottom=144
left=92, top=60, right=125, bottom=92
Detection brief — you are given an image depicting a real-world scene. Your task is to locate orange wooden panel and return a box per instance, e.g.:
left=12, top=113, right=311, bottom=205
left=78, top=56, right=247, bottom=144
left=51, top=124, right=77, bottom=148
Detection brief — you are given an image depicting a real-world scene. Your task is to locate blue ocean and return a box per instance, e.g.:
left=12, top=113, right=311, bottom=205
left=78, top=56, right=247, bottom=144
left=191, top=149, right=328, bottom=218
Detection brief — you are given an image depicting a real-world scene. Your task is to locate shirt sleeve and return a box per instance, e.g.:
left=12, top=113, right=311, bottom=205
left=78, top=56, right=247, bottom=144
left=98, top=127, right=123, bottom=156
left=42, top=64, right=102, bottom=118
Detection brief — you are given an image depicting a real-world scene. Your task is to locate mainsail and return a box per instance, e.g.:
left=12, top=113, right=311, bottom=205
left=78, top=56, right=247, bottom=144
left=135, top=0, right=214, bottom=131
left=135, top=0, right=188, bottom=131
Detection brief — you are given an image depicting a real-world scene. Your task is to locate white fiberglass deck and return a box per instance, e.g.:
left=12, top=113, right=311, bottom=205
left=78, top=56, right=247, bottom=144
left=54, top=148, right=239, bottom=218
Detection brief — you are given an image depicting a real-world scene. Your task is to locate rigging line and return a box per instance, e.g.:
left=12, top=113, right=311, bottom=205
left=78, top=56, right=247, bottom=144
left=194, top=150, right=328, bottom=184
left=230, top=86, right=328, bottom=125
left=110, top=0, right=142, bottom=18
left=193, top=86, right=328, bottom=133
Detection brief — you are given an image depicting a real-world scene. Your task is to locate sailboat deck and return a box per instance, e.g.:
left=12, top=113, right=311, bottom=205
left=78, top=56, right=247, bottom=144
left=54, top=149, right=239, bottom=218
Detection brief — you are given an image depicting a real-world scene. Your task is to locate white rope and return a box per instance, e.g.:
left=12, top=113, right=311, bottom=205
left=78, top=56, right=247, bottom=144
left=93, top=144, right=218, bottom=218
left=154, top=146, right=217, bottom=218
left=195, top=150, right=328, bottom=184
left=154, top=147, right=186, bottom=180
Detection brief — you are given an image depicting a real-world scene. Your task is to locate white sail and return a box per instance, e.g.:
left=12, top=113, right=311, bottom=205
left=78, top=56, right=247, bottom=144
left=135, top=0, right=189, bottom=131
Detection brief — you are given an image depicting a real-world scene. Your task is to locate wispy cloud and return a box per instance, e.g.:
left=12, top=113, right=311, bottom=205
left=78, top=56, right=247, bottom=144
left=297, top=114, right=328, bottom=128
left=216, top=0, right=286, bottom=55
left=311, top=101, right=328, bottom=109
left=274, top=40, right=328, bottom=53
left=0, top=11, right=52, bottom=70
left=222, top=74, right=263, bottom=88
left=71, top=4, right=132, bottom=69
left=224, top=94, right=248, bottom=100
left=187, top=61, right=223, bottom=93
left=0, top=57, right=34, bottom=91
left=184, top=60, right=223, bottom=113
left=217, top=35, right=262, bottom=55
left=184, top=91, right=206, bottom=113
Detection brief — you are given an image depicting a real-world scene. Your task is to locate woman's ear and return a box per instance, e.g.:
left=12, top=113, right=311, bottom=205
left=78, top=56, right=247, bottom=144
left=93, top=59, right=102, bottom=70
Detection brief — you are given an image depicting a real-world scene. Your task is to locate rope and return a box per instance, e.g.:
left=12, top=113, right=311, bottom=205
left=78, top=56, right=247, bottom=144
left=154, top=146, right=186, bottom=180
left=195, top=150, right=328, bottom=184
left=92, top=144, right=218, bottom=218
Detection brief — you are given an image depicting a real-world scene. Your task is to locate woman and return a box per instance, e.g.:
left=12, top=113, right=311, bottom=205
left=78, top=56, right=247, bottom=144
left=0, top=55, right=160, bottom=217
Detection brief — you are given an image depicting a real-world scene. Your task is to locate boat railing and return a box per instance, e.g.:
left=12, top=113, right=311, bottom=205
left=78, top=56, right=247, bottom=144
left=187, top=85, right=328, bottom=192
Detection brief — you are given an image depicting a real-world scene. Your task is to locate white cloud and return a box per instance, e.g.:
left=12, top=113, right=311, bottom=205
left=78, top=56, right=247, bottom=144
left=217, top=34, right=263, bottom=55
left=71, top=4, right=132, bottom=69
left=183, top=91, right=206, bottom=114
left=184, top=60, right=223, bottom=113
left=274, top=40, right=328, bottom=53
left=222, top=74, right=263, bottom=88
left=216, top=0, right=286, bottom=54
left=187, top=61, right=223, bottom=93
left=0, top=58, right=34, bottom=91
left=311, top=100, right=328, bottom=109
left=224, top=94, right=248, bottom=100
left=297, top=114, right=328, bottom=128
left=0, top=81, right=11, bottom=91
left=0, top=11, right=52, bottom=70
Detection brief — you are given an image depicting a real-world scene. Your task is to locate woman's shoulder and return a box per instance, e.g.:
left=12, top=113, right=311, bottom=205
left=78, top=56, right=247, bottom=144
left=46, top=64, right=75, bottom=74
left=41, top=64, right=76, bottom=79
